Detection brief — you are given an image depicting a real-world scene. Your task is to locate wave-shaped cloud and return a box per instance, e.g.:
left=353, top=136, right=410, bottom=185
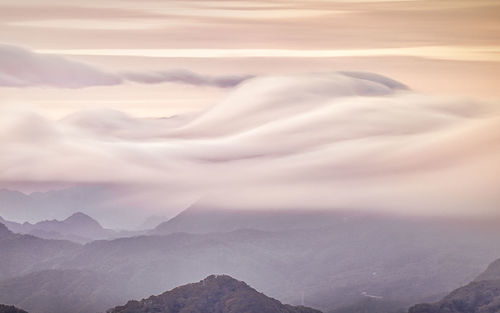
left=1, top=72, right=499, bottom=219
left=121, top=70, right=254, bottom=88
left=0, top=43, right=252, bottom=88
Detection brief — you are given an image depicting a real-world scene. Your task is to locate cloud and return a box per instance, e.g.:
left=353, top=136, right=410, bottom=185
left=0, top=43, right=252, bottom=88
left=0, top=43, right=122, bottom=88
left=121, top=70, right=254, bottom=88
left=0, top=71, right=499, bottom=225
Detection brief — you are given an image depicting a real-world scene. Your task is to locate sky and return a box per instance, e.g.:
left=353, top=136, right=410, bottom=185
left=0, top=0, right=499, bottom=227
left=2, top=0, right=500, bottom=117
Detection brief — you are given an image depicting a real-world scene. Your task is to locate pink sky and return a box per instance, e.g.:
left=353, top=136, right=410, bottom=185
left=1, top=0, right=500, bottom=118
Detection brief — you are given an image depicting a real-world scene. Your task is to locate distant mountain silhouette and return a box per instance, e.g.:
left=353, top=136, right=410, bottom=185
left=0, top=212, right=115, bottom=243
left=139, top=215, right=170, bottom=230
left=0, top=216, right=28, bottom=234
left=409, top=258, right=500, bottom=313
left=151, top=205, right=352, bottom=235
left=0, top=304, right=28, bottom=313
left=107, top=274, right=321, bottom=313
left=0, top=189, right=36, bottom=222
left=0, top=186, right=132, bottom=228
left=29, top=212, right=114, bottom=242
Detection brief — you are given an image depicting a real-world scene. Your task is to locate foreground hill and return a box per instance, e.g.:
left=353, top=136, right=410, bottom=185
left=107, top=274, right=321, bottom=313
left=409, top=258, right=500, bottom=313
left=0, top=305, right=28, bottom=313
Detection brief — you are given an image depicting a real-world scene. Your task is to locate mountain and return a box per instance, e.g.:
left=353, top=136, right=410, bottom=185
left=408, top=258, right=500, bottom=313
left=0, top=224, right=11, bottom=237
left=106, top=274, right=322, bottom=313
left=2, top=211, right=500, bottom=313
left=0, top=223, right=80, bottom=280
left=0, top=186, right=136, bottom=228
left=37, top=212, right=102, bottom=232
left=0, top=190, right=37, bottom=223
left=63, top=215, right=500, bottom=312
left=0, top=305, right=28, bottom=313
left=151, top=205, right=353, bottom=235
left=408, top=280, right=500, bottom=313
left=0, top=217, right=28, bottom=234
left=28, top=212, right=115, bottom=242
left=139, top=215, right=170, bottom=230
left=0, top=269, right=129, bottom=313
left=474, top=258, right=500, bottom=282
left=0, top=212, right=115, bottom=243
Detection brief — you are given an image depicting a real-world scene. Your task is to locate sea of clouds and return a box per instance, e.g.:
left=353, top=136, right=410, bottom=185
left=1, top=44, right=499, bottom=221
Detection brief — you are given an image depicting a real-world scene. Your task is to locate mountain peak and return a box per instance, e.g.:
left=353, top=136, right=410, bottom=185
left=64, top=212, right=94, bottom=222
left=196, top=274, right=250, bottom=292
left=202, top=274, right=241, bottom=283
left=62, top=212, right=102, bottom=228
left=107, top=274, right=321, bottom=313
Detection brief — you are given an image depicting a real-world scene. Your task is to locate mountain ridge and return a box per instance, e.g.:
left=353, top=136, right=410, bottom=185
left=0, top=222, right=80, bottom=281
left=0, top=212, right=115, bottom=243
left=150, top=204, right=359, bottom=235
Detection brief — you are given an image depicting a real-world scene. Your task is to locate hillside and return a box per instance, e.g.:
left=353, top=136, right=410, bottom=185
left=474, top=258, right=500, bottom=282
left=409, top=258, right=500, bottom=313
left=150, top=205, right=349, bottom=235
left=0, top=305, right=28, bottom=313
left=107, top=274, right=321, bottom=313
left=0, top=269, right=129, bottom=313
left=0, top=223, right=80, bottom=280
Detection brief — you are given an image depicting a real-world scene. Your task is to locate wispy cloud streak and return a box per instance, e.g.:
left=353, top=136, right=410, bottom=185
left=0, top=44, right=252, bottom=88
left=36, top=46, right=500, bottom=62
